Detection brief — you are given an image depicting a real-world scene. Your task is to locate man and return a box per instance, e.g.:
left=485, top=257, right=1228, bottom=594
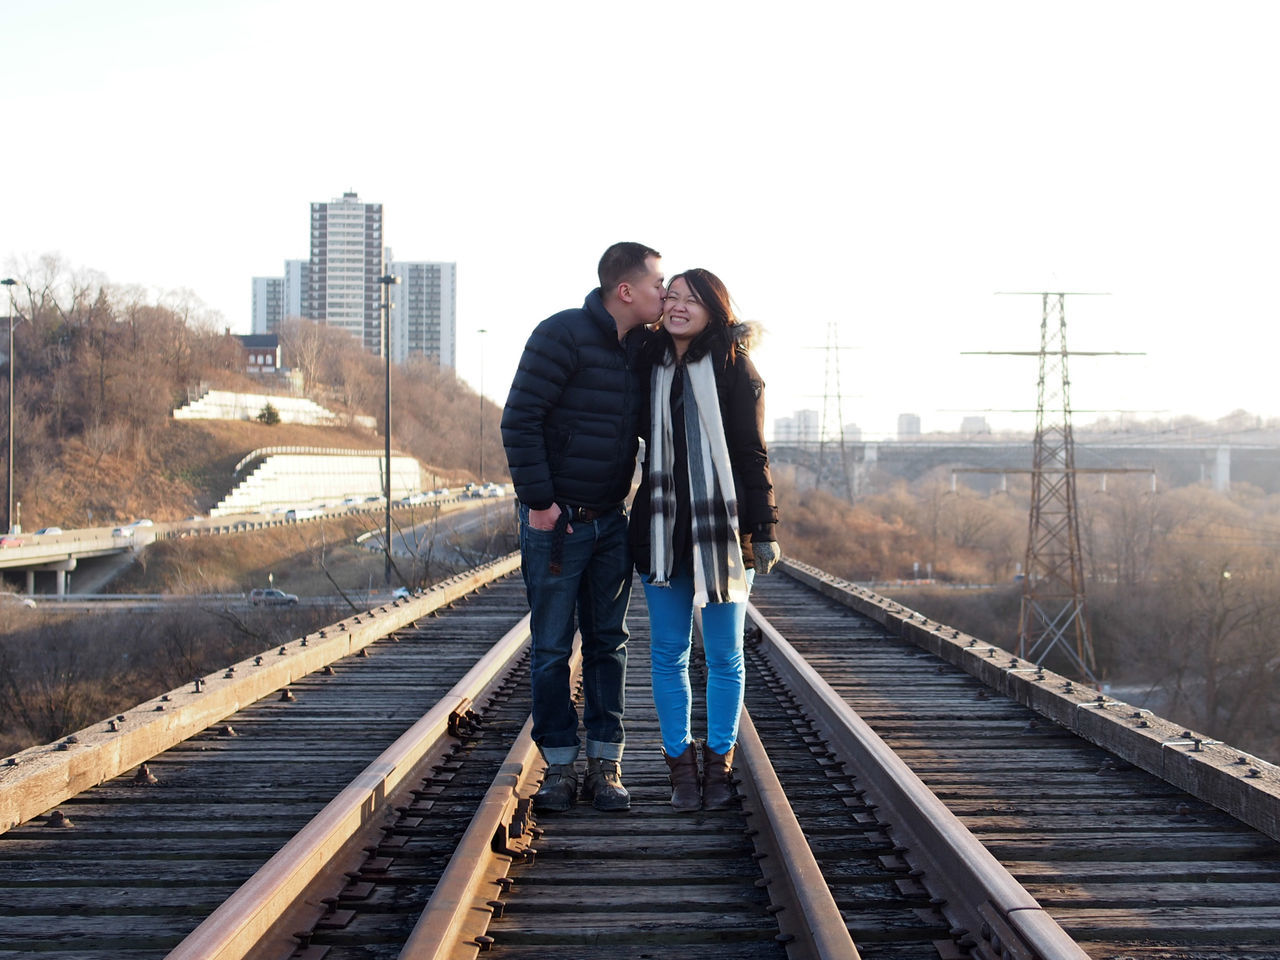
left=501, top=242, right=664, bottom=812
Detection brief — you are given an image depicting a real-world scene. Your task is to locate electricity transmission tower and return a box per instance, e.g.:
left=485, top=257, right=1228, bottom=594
left=816, top=318, right=855, bottom=500
left=1017, top=293, right=1097, bottom=680
left=967, top=293, right=1145, bottom=685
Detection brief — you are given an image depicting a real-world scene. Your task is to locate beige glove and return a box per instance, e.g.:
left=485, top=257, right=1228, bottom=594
left=753, top=540, right=780, bottom=575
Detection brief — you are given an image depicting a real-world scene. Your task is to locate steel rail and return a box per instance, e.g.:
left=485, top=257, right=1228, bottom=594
left=733, top=708, right=862, bottom=959
left=399, top=646, right=583, bottom=959
left=166, top=613, right=533, bottom=960
left=747, top=603, right=1091, bottom=960
left=399, top=716, right=543, bottom=959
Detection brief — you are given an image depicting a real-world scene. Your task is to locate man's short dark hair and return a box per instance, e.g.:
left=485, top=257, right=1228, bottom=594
left=598, top=242, right=661, bottom=293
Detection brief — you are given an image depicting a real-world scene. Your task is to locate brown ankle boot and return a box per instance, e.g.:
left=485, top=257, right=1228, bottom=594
left=702, top=744, right=737, bottom=810
left=663, top=743, right=701, bottom=812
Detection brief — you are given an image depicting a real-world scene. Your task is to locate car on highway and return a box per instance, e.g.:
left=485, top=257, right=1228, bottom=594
left=34, top=526, right=64, bottom=536
left=111, top=526, right=134, bottom=538
left=126, top=518, right=154, bottom=528
left=0, top=535, right=24, bottom=548
left=393, top=586, right=411, bottom=600
left=249, top=587, right=299, bottom=607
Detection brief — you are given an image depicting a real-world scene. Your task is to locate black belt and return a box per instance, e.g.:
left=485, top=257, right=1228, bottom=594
left=563, top=503, right=619, bottom=522
left=548, top=503, right=620, bottom=574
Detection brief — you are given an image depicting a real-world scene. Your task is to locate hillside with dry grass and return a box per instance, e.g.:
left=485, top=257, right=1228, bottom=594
left=3, top=259, right=507, bottom=531
left=18, top=418, right=427, bottom=530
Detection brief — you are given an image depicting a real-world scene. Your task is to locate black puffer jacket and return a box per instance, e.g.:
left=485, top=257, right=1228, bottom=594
left=501, top=289, right=645, bottom=511
left=629, top=325, right=778, bottom=577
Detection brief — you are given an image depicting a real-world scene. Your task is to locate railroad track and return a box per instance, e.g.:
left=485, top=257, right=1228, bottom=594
left=2, top=556, right=1278, bottom=959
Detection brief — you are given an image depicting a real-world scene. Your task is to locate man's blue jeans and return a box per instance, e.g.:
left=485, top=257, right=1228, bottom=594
left=641, top=568, right=754, bottom=757
left=518, top=503, right=630, bottom=765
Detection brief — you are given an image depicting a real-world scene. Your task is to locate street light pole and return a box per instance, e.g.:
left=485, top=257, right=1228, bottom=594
left=477, top=328, right=488, bottom=484
left=1, top=279, right=16, bottom=535
left=378, top=269, right=400, bottom=586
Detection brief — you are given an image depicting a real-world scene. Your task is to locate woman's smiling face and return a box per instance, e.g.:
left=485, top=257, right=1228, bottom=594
left=662, top=276, right=710, bottom=353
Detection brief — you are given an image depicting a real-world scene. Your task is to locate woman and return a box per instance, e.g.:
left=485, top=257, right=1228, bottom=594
left=629, top=268, right=780, bottom=811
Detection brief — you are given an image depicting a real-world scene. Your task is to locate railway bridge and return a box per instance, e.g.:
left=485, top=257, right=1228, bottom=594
left=1, top=555, right=1277, bottom=959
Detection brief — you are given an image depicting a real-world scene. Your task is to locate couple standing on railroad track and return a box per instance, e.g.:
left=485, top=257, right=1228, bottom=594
left=500, top=242, right=780, bottom=814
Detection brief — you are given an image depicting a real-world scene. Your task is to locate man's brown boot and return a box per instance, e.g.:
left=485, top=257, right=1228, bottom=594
left=533, top=763, right=579, bottom=813
left=663, top=743, right=701, bottom=812
left=702, top=744, right=737, bottom=810
left=582, top=757, right=630, bottom=811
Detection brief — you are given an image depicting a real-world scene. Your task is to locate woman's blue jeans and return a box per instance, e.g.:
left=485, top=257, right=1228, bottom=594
left=518, top=503, right=630, bottom=766
left=642, top=569, right=754, bottom=756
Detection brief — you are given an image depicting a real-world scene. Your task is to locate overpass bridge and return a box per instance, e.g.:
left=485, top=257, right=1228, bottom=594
left=0, top=527, right=145, bottom=595
left=0, top=491, right=490, bottom=597
left=772, top=435, right=1280, bottom=495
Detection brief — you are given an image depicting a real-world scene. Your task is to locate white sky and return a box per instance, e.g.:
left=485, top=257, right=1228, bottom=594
left=4, top=0, right=1278, bottom=441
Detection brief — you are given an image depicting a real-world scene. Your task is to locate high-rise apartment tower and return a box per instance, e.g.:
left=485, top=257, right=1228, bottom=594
left=306, top=192, right=384, bottom=352
left=250, top=276, right=284, bottom=335
left=388, top=259, right=456, bottom=367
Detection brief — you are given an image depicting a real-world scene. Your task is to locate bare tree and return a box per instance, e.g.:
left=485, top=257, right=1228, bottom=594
left=279, top=318, right=330, bottom=392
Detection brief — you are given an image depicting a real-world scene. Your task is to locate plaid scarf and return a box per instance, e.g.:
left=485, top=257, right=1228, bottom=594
left=648, top=351, right=749, bottom=606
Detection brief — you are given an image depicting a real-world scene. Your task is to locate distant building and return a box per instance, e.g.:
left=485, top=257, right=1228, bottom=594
left=236, top=334, right=281, bottom=374
left=843, top=422, right=863, bottom=442
left=283, top=259, right=309, bottom=322
left=251, top=260, right=309, bottom=335
left=306, top=191, right=384, bottom=353
left=774, top=409, right=820, bottom=443
left=960, top=415, right=991, bottom=436
left=388, top=257, right=457, bottom=368
left=897, top=413, right=921, bottom=439
left=252, top=192, right=455, bottom=366
left=251, top=277, right=284, bottom=335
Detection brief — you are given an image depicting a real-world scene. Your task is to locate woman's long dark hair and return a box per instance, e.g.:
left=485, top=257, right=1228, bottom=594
left=649, top=267, right=741, bottom=365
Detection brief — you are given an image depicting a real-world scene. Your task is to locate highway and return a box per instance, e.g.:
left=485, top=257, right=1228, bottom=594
left=0, top=493, right=511, bottom=602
